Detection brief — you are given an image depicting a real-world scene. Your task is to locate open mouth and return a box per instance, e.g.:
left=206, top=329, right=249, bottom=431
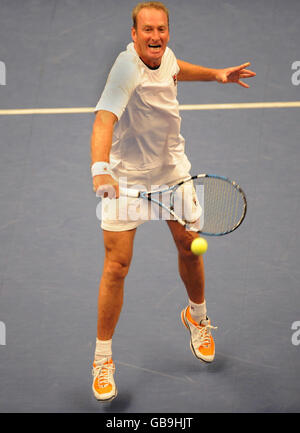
left=148, top=44, right=162, bottom=49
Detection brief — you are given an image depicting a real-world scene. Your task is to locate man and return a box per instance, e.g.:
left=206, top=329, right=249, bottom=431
left=90, top=1, right=255, bottom=401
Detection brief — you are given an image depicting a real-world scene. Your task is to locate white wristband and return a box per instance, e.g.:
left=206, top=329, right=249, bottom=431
left=91, top=162, right=112, bottom=177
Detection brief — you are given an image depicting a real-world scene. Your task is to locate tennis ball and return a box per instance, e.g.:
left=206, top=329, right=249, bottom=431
left=191, top=237, right=208, bottom=255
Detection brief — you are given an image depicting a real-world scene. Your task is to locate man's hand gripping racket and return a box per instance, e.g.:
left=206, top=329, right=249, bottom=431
left=94, top=174, right=119, bottom=199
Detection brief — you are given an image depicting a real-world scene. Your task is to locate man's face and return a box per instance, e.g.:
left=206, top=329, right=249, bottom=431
left=131, top=8, right=170, bottom=68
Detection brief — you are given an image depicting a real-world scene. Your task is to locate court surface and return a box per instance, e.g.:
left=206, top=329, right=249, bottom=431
left=0, top=0, right=300, bottom=413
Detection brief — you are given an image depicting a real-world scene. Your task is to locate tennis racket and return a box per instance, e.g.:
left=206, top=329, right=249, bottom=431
left=119, top=174, right=247, bottom=236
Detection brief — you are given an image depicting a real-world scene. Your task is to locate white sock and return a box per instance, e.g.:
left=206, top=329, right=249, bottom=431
left=94, top=338, right=112, bottom=362
left=189, top=299, right=207, bottom=323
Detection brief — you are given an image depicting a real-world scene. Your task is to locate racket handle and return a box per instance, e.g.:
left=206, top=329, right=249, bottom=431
left=119, top=187, right=140, bottom=198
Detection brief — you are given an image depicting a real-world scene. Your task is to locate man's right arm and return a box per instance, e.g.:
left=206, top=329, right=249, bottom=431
left=90, top=109, right=119, bottom=198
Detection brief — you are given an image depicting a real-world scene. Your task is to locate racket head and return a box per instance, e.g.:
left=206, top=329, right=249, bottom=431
left=170, top=174, right=247, bottom=236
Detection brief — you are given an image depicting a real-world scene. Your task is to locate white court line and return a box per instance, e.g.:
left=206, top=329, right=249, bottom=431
left=180, top=101, right=300, bottom=110
left=115, top=360, right=194, bottom=383
left=0, top=107, right=94, bottom=115
left=0, top=101, right=300, bottom=115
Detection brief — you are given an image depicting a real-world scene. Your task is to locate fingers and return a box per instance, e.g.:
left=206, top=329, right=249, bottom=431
left=237, top=62, right=251, bottom=70
left=237, top=79, right=250, bottom=88
left=239, top=68, right=256, bottom=76
left=93, top=173, right=120, bottom=199
left=96, top=184, right=119, bottom=199
left=240, top=70, right=256, bottom=78
left=233, top=63, right=256, bottom=75
left=226, top=62, right=256, bottom=87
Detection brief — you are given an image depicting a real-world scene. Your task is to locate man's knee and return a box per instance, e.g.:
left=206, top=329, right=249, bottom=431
left=173, top=230, right=199, bottom=260
left=104, top=258, right=130, bottom=280
left=102, top=229, right=136, bottom=280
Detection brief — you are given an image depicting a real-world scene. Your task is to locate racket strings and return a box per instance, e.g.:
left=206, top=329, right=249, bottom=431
left=195, top=178, right=245, bottom=234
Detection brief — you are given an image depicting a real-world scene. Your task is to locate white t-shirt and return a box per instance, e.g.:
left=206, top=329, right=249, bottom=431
left=95, top=42, right=191, bottom=186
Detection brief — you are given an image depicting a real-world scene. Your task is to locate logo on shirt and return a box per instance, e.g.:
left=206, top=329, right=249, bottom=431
left=172, top=73, right=177, bottom=86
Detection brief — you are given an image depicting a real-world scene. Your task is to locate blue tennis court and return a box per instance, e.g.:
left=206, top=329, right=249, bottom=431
left=0, top=0, right=299, bottom=413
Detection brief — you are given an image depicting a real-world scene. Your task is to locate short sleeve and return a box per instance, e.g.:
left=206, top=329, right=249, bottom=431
left=168, top=47, right=180, bottom=75
left=94, top=52, right=140, bottom=120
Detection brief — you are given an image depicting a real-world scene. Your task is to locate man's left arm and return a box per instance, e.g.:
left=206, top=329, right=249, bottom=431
left=177, top=59, right=256, bottom=88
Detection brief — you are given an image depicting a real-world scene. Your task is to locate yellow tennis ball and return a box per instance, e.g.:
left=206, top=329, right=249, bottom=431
left=191, top=237, right=208, bottom=255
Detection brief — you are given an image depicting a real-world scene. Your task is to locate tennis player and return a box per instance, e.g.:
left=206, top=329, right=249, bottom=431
left=90, top=1, right=255, bottom=401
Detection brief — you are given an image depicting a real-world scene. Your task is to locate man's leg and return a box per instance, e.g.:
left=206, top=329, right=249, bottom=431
left=92, top=227, right=136, bottom=401
left=97, top=228, right=136, bottom=339
left=166, top=220, right=204, bottom=303
left=167, top=220, right=216, bottom=362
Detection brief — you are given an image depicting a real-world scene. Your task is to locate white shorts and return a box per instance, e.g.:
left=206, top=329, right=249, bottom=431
left=99, top=157, right=198, bottom=232
left=100, top=196, right=152, bottom=231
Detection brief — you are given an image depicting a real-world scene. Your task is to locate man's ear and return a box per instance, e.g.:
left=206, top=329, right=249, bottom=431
left=131, top=27, right=136, bottom=43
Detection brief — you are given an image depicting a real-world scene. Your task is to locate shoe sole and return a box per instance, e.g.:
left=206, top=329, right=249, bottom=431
left=181, top=308, right=214, bottom=363
left=94, top=388, right=118, bottom=402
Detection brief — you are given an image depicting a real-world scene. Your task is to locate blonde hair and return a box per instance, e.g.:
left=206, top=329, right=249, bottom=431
left=132, top=1, right=169, bottom=29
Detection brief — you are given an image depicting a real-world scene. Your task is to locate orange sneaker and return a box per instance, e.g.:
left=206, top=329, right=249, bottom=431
left=181, top=306, right=217, bottom=362
left=92, top=358, right=117, bottom=401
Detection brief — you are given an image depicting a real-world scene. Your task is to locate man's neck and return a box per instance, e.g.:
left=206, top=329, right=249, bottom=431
left=139, top=57, right=160, bottom=70
left=133, top=42, right=161, bottom=70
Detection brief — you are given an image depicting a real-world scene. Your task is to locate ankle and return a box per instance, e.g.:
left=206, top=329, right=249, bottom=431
left=95, top=338, right=112, bottom=362
left=188, top=299, right=207, bottom=324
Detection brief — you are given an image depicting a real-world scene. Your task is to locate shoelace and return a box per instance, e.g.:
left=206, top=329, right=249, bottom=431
left=93, top=360, right=114, bottom=388
left=192, top=322, right=218, bottom=348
